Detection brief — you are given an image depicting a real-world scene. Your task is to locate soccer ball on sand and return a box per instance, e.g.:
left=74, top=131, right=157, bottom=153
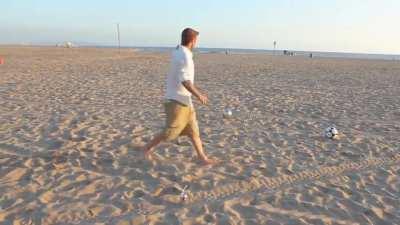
left=324, top=126, right=339, bottom=139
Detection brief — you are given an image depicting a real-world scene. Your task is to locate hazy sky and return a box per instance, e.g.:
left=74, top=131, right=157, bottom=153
left=1, top=0, right=399, bottom=54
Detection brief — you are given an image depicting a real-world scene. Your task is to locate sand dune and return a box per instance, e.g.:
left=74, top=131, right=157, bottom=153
left=0, top=47, right=399, bottom=224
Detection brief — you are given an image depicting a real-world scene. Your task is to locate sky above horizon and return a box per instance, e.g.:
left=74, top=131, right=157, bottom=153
left=1, top=0, right=400, bottom=54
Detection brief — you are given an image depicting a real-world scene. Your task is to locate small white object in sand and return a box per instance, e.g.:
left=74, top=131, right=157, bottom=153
left=180, top=185, right=189, bottom=201
left=324, top=126, right=339, bottom=139
left=223, top=108, right=233, bottom=118
left=181, top=192, right=188, bottom=202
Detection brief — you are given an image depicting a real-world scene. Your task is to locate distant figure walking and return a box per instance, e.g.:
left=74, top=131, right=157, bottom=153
left=141, top=28, right=216, bottom=165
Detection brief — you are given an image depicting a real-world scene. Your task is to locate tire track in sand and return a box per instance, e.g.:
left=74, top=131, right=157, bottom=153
left=183, top=152, right=400, bottom=204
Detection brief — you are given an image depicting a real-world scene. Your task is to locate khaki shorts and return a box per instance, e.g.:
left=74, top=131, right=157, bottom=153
left=162, top=100, right=200, bottom=141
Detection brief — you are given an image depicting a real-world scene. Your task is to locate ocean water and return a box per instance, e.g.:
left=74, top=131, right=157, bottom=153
left=87, top=46, right=400, bottom=61
left=96, top=46, right=400, bottom=61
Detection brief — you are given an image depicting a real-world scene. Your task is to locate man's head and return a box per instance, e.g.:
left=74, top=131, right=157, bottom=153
left=181, top=28, right=199, bottom=50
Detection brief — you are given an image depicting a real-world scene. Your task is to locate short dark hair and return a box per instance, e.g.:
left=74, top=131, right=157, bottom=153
left=181, top=28, right=199, bottom=46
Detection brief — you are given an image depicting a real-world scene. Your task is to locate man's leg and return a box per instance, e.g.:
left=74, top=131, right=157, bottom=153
left=189, top=134, right=215, bottom=164
left=143, top=101, right=189, bottom=160
left=142, top=133, right=165, bottom=159
left=185, top=110, right=216, bottom=164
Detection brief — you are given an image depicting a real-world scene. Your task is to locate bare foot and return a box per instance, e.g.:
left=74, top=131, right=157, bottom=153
left=200, top=157, right=218, bottom=165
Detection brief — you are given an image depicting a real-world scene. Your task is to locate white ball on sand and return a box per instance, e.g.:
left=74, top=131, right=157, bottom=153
left=223, top=108, right=233, bottom=118
left=324, top=126, right=339, bottom=139
left=180, top=185, right=189, bottom=201
left=181, top=192, right=188, bottom=201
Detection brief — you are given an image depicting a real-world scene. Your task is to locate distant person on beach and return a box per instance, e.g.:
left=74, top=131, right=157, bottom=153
left=142, top=28, right=216, bottom=165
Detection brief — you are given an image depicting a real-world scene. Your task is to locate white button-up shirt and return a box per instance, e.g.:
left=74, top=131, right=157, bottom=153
left=165, top=45, right=195, bottom=107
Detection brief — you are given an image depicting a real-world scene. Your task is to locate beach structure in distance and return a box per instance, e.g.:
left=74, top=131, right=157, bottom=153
left=56, top=42, right=76, bottom=48
left=283, top=50, right=295, bottom=56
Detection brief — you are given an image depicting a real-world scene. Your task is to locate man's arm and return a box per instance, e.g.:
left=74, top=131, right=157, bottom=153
left=182, top=80, right=208, bottom=105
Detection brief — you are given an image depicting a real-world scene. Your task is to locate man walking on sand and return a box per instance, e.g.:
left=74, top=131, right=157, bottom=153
left=142, top=28, right=216, bottom=165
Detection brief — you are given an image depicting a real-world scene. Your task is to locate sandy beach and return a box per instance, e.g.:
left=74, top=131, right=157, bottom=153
left=0, top=46, right=399, bottom=224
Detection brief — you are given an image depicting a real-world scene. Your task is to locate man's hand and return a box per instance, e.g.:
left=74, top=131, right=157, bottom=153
left=198, top=93, right=208, bottom=105
left=182, top=80, right=209, bottom=105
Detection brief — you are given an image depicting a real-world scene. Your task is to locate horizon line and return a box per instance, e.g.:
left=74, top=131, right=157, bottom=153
left=1, top=43, right=400, bottom=57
